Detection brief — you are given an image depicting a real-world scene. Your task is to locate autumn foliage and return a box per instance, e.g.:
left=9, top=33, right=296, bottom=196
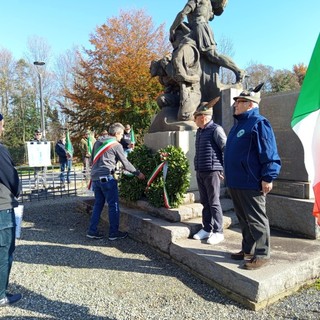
left=63, top=9, right=171, bottom=134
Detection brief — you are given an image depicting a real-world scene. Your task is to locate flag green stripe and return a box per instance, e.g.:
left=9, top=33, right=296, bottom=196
left=291, top=33, right=320, bottom=128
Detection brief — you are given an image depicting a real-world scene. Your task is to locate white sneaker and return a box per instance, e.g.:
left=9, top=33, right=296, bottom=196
left=207, top=232, right=224, bottom=245
left=193, top=229, right=212, bottom=240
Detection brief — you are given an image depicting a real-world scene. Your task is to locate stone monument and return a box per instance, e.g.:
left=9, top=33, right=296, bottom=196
left=145, top=0, right=244, bottom=190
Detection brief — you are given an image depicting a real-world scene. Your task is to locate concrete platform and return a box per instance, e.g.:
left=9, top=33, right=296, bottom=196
left=78, top=197, right=320, bottom=310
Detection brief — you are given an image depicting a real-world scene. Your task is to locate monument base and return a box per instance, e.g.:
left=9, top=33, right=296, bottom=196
left=267, top=194, right=319, bottom=239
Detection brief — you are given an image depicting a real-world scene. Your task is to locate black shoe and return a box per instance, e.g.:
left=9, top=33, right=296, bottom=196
left=86, top=232, right=103, bottom=239
left=0, top=293, right=22, bottom=307
left=108, top=231, right=128, bottom=241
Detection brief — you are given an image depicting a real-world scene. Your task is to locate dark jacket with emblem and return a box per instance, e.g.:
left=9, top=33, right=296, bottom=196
left=224, top=108, right=281, bottom=190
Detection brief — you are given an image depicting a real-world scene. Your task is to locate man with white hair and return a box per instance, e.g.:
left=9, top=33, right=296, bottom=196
left=192, top=97, right=226, bottom=245
left=224, top=83, right=281, bottom=270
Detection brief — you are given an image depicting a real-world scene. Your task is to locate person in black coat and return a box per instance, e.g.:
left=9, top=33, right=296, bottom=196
left=55, top=134, right=72, bottom=185
left=0, top=113, right=22, bottom=307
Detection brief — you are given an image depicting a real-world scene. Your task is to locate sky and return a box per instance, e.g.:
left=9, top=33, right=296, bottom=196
left=0, top=0, right=319, bottom=71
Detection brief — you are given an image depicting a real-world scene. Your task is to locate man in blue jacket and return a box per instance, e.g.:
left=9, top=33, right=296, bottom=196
left=55, top=133, right=72, bottom=186
left=224, top=84, right=281, bottom=270
left=0, top=113, right=22, bottom=306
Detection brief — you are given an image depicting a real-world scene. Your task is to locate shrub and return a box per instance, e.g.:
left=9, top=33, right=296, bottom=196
left=119, top=145, right=156, bottom=202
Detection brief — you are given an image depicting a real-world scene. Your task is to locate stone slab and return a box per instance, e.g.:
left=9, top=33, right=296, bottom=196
left=260, top=91, right=309, bottom=183
left=267, top=194, right=319, bottom=239
left=272, top=180, right=312, bottom=199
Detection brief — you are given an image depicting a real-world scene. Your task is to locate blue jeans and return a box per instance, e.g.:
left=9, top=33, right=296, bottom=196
left=0, top=209, right=15, bottom=299
left=60, top=159, right=72, bottom=183
left=88, top=178, right=120, bottom=236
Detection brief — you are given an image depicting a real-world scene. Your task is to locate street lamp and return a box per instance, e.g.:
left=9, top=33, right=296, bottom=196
left=33, top=61, right=46, bottom=138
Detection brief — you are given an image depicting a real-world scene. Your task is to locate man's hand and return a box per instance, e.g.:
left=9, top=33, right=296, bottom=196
left=137, top=172, right=145, bottom=180
left=218, top=171, right=224, bottom=180
left=261, top=181, right=273, bottom=196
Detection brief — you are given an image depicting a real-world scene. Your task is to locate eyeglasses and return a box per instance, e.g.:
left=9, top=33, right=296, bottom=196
left=36, top=133, right=42, bottom=135
left=235, top=100, right=249, bottom=104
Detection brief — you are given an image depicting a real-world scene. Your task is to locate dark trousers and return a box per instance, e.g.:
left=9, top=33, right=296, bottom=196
left=228, top=188, right=270, bottom=258
left=88, top=178, right=120, bottom=237
left=196, top=171, right=223, bottom=233
left=0, top=209, right=16, bottom=299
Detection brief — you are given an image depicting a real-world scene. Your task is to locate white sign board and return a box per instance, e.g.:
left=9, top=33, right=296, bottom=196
left=27, top=141, right=52, bottom=167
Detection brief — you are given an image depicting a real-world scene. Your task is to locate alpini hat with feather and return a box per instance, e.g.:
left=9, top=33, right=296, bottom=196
left=233, top=83, right=264, bottom=104
left=193, top=96, right=220, bottom=117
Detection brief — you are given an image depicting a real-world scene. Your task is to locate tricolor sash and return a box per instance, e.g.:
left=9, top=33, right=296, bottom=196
left=88, top=138, right=118, bottom=189
left=146, top=160, right=171, bottom=208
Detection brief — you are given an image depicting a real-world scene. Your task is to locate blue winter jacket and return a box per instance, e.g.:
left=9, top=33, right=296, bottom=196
left=224, top=108, right=281, bottom=190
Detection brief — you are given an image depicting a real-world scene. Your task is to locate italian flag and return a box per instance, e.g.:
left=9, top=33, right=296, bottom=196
left=291, top=33, right=320, bottom=225
left=65, top=130, right=74, bottom=157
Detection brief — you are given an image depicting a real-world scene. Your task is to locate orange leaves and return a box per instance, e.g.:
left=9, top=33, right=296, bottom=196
left=65, top=9, right=170, bottom=132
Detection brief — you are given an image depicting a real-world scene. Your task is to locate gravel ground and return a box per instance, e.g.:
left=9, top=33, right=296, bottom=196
left=0, top=197, right=319, bottom=320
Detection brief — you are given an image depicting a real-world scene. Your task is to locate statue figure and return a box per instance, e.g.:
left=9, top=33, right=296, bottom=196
left=169, top=0, right=244, bottom=83
left=148, top=0, right=244, bottom=132
left=171, top=25, right=202, bottom=121
left=150, top=54, right=180, bottom=109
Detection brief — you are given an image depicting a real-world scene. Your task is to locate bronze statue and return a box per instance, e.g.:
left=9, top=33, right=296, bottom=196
left=149, top=0, right=244, bottom=132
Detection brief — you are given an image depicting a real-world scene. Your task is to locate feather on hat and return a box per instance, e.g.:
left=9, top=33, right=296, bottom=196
left=193, top=96, right=220, bottom=117
left=233, top=83, right=264, bottom=104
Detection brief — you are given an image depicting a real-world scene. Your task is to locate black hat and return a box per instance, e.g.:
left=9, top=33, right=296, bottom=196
left=35, top=128, right=42, bottom=134
left=193, top=96, right=220, bottom=117
left=233, top=83, right=264, bottom=104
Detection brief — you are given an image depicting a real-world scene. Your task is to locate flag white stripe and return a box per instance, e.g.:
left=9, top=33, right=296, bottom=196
left=292, top=109, right=320, bottom=186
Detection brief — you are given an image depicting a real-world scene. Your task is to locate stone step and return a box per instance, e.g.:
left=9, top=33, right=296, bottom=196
left=118, top=205, right=320, bottom=310
left=78, top=197, right=320, bottom=310
left=120, top=196, right=236, bottom=223
left=184, top=210, right=239, bottom=237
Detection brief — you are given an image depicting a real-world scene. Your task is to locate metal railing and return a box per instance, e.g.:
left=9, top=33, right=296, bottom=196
left=17, top=166, right=90, bottom=202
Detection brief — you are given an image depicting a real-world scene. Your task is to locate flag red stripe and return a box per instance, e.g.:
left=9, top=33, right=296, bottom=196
left=313, top=182, right=320, bottom=225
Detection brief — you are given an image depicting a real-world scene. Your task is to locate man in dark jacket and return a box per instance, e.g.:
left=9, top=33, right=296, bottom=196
left=120, top=124, right=134, bottom=156
left=31, top=129, right=45, bottom=189
left=0, top=113, right=22, bottom=307
left=87, top=123, right=145, bottom=241
left=192, top=97, right=226, bottom=245
left=55, top=134, right=72, bottom=185
left=224, top=84, right=281, bottom=270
